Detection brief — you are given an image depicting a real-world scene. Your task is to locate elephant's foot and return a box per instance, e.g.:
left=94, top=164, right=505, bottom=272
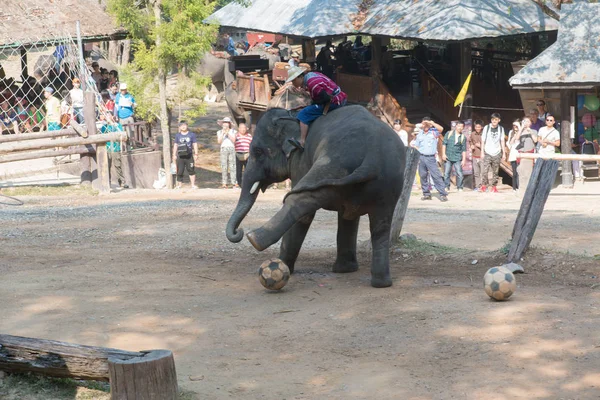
left=371, top=274, right=392, bottom=288
left=247, top=229, right=269, bottom=252
left=332, top=259, right=359, bottom=273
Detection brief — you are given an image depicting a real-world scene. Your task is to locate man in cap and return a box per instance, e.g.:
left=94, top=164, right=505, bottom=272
left=115, top=83, right=136, bottom=138
left=288, top=51, right=301, bottom=67
left=286, top=66, right=347, bottom=150
left=43, top=87, right=61, bottom=131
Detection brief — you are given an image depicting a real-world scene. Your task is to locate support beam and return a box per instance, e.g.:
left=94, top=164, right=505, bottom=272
left=460, top=42, right=472, bottom=120
left=0, top=128, right=77, bottom=143
left=96, top=144, right=111, bottom=193
left=20, top=47, right=28, bottom=82
left=0, top=132, right=126, bottom=154
left=560, top=89, right=576, bottom=188
left=370, top=36, right=383, bottom=111
left=302, top=39, right=316, bottom=63
left=84, top=92, right=97, bottom=136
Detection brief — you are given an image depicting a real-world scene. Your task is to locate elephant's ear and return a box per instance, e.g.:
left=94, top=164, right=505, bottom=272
left=273, top=116, right=300, bottom=158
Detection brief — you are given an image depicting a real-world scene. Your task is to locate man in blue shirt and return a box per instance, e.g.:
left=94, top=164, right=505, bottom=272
left=414, top=117, right=449, bottom=202
left=115, top=82, right=136, bottom=139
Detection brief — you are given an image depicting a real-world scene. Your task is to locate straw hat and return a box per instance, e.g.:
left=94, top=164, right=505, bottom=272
left=285, top=66, right=307, bottom=83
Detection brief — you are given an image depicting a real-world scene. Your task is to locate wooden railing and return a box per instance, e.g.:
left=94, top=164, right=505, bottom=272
left=420, top=71, right=456, bottom=126
left=121, top=121, right=156, bottom=150
left=336, top=72, right=372, bottom=104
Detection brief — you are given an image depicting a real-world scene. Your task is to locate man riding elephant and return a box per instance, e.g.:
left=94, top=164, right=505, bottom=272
left=285, top=66, right=347, bottom=151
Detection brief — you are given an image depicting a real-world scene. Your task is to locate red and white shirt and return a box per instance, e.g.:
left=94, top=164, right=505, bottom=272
left=235, top=133, right=252, bottom=153
left=303, top=72, right=347, bottom=106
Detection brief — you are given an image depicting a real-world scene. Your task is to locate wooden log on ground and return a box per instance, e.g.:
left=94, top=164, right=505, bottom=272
left=507, top=159, right=559, bottom=263
left=0, top=128, right=77, bottom=143
left=0, top=145, right=95, bottom=164
left=390, top=147, right=420, bottom=244
left=109, top=350, right=178, bottom=400
left=0, top=132, right=126, bottom=154
left=0, top=334, right=143, bottom=381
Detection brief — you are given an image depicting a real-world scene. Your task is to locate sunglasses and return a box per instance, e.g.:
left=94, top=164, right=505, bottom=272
left=546, top=119, right=554, bottom=122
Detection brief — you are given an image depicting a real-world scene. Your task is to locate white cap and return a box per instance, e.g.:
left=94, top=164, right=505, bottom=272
left=119, top=83, right=128, bottom=90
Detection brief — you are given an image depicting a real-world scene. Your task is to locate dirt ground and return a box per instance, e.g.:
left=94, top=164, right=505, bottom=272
left=0, top=174, right=600, bottom=400
left=1, top=102, right=600, bottom=399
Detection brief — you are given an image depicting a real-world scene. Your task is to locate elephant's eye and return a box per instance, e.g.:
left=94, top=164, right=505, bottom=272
left=254, top=148, right=264, bottom=157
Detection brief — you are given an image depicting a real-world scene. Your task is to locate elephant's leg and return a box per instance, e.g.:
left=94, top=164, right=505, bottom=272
left=332, top=213, right=360, bottom=273
left=247, top=193, right=324, bottom=252
left=214, top=81, right=225, bottom=102
left=278, top=212, right=315, bottom=274
left=368, top=209, right=393, bottom=288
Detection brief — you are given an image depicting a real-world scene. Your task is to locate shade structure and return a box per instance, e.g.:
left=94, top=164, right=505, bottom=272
left=510, top=2, right=600, bottom=89
left=206, top=0, right=559, bottom=41
left=0, top=0, right=126, bottom=49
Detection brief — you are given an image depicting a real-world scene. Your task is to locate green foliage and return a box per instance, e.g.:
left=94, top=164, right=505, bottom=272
left=107, top=0, right=220, bottom=123
left=171, top=71, right=212, bottom=121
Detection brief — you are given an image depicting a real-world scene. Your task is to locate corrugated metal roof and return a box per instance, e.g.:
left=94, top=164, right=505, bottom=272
left=0, top=0, right=126, bottom=48
left=207, top=0, right=559, bottom=41
left=509, top=2, right=600, bottom=88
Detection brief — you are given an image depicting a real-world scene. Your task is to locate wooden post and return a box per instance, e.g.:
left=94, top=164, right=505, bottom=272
left=82, top=91, right=98, bottom=187
left=460, top=42, right=472, bottom=120
left=20, top=47, right=28, bottom=82
left=560, top=89, right=575, bottom=188
left=390, top=147, right=420, bottom=244
left=370, top=36, right=383, bottom=112
left=302, top=39, right=316, bottom=63
left=507, top=159, right=559, bottom=263
left=0, top=334, right=143, bottom=381
left=108, top=350, right=178, bottom=400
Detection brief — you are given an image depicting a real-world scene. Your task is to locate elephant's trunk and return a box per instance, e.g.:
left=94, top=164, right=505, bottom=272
left=226, top=179, right=261, bottom=243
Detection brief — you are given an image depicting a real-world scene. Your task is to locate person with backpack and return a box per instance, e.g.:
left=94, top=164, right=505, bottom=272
left=480, top=113, right=506, bottom=193
left=172, top=121, right=199, bottom=189
left=442, top=120, right=467, bottom=192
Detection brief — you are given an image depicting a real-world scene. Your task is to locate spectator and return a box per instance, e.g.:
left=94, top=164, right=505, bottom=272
left=537, top=114, right=560, bottom=156
left=0, top=101, right=19, bottom=135
left=536, top=100, right=548, bottom=121
left=414, top=117, right=448, bottom=202
left=288, top=51, right=301, bottom=67
left=100, top=114, right=129, bottom=189
left=480, top=112, right=506, bottom=193
left=217, top=117, right=237, bottom=188
left=224, top=33, right=236, bottom=57
left=59, top=90, right=72, bottom=128
left=507, top=119, right=521, bottom=192
left=23, top=101, right=45, bottom=133
left=583, top=121, right=599, bottom=144
left=442, top=120, right=467, bottom=192
left=91, top=62, right=102, bottom=86
left=109, top=83, right=119, bottom=101
left=316, top=41, right=334, bottom=79
left=115, top=83, right=136, bottom=137
left=172, top=121, right=199, bottom=189
left=70, top=78, right=84, bottom=123
left=99, top=69, right=110, bottom=91
left=234, top=122, right=252, bottom=187
left=517, top=117, right=537, bottom=190
left=469, top=119, right=484, bottom=191
left=102, top=90, right=115, bottom=115
left=392, top=119, right=408, bottom=147
left=43, top=87, right=61, bottom=131
left=109, top=70, right=119, bottom=86
left=529, top=108, right=543, bottom=131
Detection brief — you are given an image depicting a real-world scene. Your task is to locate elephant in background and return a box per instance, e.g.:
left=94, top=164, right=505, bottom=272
left=197, top=52, right=235, bottom=101
left=226, top=105, right=405, bottom=288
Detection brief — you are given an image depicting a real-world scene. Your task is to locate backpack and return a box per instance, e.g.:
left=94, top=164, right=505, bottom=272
left=177, top=143, right=191, bottom=157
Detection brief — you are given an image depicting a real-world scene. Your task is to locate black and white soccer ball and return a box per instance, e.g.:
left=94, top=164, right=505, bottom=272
left=258, top=258, right=290, bottom=290
left=484, top=266, right=516, bottom=301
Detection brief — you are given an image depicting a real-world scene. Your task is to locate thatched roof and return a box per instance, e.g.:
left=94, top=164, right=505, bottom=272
left=0, top=0, right=127, bottom=49
left=510, top=2, right=600, bottom=89
left=206, top=0, right=559, bottom=41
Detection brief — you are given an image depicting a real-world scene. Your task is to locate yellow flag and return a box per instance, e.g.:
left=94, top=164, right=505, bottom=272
left=454, top=71, right=472, bottom=107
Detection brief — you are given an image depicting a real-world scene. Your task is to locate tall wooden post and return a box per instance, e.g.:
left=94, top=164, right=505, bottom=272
left=459, top=42, right=472, bottom=120
left=390, top=147, right=420, bottom=244
left=560, top=89, right=575, bottom=188
left=302, top=39, right=316, bottom=63
left=370, top=36, right=383, bottom=112
left=20, top=47, right=28, bottom=82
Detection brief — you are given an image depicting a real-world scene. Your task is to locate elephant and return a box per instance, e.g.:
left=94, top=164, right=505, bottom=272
left=224, top=81, right=251, bottom=126
left=197, top=52, right=235, bottom=100
left=225, top=105, right=405, bottom=288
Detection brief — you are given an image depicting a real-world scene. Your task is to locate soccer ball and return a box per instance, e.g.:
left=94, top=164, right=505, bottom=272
left=258, top=259, right=290, bottom=290
left=483, top=266, right=516, bottom=301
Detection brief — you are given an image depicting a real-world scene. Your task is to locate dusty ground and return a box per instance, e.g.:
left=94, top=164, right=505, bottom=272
left=0, top=177, right=599, bottom=399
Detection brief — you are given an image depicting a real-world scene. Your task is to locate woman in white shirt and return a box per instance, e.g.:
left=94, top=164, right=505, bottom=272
left=70, top=78, right=85, bottom=123
left=217, top=117, right=238, bottom=188
left=393, top=119, right=408, bottom=147
left=507, top=119, right=521, bottom=192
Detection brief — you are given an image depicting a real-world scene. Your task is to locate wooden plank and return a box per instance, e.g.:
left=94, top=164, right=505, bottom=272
left=0, top=132, right=126, bottom=154
left=0, top=145, right=94, bottom=164
left=83, top=92, right=97, bottom=136
left=0, top=128, right=77, bottom=143
left=390, top=147, right=420, bottom=244
left=0, top=334, right=143, bottom=381
left=108, top=350, right=178, bottom=400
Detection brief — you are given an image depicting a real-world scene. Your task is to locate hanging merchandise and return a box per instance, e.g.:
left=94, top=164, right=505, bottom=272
left=577, top=95, right=585, bottom=109
left=584, top=95, right=600, bottom=111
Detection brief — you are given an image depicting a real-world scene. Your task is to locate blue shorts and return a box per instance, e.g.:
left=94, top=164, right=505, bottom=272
left=297, top=101, right=346, bottom=125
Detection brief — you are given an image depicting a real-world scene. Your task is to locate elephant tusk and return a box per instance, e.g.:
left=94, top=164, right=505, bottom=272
left=250, top=181, right=260, bottom=195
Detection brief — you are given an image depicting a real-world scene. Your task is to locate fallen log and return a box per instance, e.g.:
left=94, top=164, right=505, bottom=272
left=0, top=334, right=143, bottom=381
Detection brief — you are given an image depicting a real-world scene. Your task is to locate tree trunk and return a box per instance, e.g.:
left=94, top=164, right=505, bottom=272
left=153, top=0, right=173, bottom=189
left=0, top=334, right=143, bottom=381
left=121, top=40, right=131, bottom=65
